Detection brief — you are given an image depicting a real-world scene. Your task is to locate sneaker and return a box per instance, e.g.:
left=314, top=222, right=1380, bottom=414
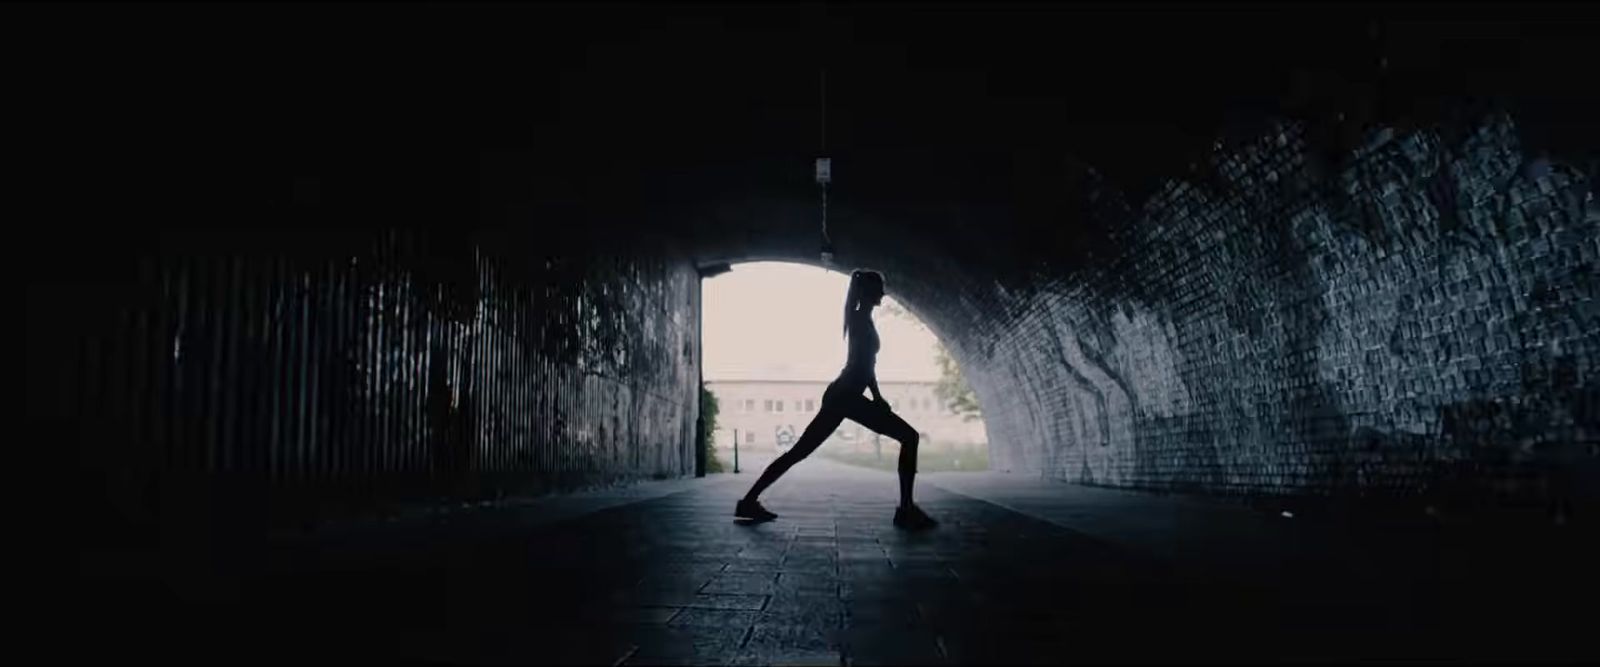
left=735, top=499, right=778, bottom=522
left=893, top=504, right=938, bottom=530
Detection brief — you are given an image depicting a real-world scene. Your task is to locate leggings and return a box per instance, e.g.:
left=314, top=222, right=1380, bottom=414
left=744, top=380, right=921, bottom=503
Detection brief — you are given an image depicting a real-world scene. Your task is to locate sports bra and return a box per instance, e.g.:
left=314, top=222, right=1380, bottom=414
left=839, top=312, right=878, bottom=384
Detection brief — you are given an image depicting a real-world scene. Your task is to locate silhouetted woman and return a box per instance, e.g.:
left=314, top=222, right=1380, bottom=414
left=735, top=270, right=937, bottom=529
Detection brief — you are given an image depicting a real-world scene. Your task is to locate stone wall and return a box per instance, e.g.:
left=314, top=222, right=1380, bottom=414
left=30, top=228, right=701, bottom=530
left=968, top=114, right=1598, bottom=507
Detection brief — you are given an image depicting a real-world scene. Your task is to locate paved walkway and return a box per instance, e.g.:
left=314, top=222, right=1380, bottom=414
left=70, top=460, right=1594, bottom=664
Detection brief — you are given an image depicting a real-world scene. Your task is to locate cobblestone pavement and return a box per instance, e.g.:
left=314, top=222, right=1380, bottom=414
left=72, top=459, right=1593, bottom=664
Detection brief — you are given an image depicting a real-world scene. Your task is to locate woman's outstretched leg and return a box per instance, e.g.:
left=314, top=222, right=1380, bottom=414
left=736, top=408, right=843, bottom=520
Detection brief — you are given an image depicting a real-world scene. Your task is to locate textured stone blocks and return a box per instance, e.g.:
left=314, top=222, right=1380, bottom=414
left=967, top=114, right=1597, bottom=508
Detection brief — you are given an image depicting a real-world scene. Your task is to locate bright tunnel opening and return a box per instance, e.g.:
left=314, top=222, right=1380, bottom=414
left=700, top=261, right=989, bottom=474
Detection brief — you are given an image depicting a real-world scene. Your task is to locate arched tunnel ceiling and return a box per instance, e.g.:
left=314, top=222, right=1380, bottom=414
left=463, top=3, right=1595, bottom=345
left=22, top=1, right=1600, bottom=508
left=35, top=3, right=1595, bottom=331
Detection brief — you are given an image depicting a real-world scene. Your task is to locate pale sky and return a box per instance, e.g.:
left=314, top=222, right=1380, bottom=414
left=703, top=262, right=942, bottom=383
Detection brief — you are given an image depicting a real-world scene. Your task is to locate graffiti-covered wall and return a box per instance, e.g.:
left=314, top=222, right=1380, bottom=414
left=28, top=229, right=700, bottom=528
left=968, top=114, right=1598, bottom=506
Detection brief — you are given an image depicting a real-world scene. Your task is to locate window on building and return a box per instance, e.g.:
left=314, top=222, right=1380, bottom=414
left=744, top=399, right=755, bottom=412
left=775, top=400, right=784, bottom=412
left=745, top=431, right=755, bottom=444
left=805, top=399, right=815, bottom=412
left=794, top=400, right=801, bottom=412
left=764, top=399, right=773, bottom=412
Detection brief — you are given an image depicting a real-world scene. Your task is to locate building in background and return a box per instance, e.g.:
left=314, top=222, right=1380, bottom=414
left=707, top=379, right=987, bottom=456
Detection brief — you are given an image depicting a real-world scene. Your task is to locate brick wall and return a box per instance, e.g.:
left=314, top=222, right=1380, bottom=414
left=963, top=114, right=1598, bottom=507
left=31, top=228, right=701, bottom=529
left=31, top=112, right=1595, bottom=529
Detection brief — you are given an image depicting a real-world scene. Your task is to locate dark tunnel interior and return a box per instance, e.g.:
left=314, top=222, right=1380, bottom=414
left=22, top=2, right=1600, bottom=664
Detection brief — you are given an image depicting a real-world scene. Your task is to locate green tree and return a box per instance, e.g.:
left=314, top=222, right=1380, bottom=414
left=933, top=342, right=982, bottom=422
left=878, top=300, right=910, bottom=319
left=700, top=384, right=724, bottom=473
left=877, top=299, right=981, bottom=422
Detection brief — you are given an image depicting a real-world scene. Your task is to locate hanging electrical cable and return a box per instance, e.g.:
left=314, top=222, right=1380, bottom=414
left=817, top=67, right=834, bottom=265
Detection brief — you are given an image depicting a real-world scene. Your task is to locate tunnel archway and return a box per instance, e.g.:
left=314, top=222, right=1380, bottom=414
left=25, top=5, right=1600, bottom=665
left=499, top=101, right=1598, bottom=509
left=699, top=260, right=990, bottom=475
left=26, top=3, right=1598, bottom=542
left=43, top=101, right=1593, bottom=539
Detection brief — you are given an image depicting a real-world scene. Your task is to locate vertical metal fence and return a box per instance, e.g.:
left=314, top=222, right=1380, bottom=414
left=37, top=229, right=699, bottom=523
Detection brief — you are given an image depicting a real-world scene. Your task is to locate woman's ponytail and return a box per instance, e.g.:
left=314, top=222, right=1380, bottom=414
left=842, top=270, right=862, bottom=339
